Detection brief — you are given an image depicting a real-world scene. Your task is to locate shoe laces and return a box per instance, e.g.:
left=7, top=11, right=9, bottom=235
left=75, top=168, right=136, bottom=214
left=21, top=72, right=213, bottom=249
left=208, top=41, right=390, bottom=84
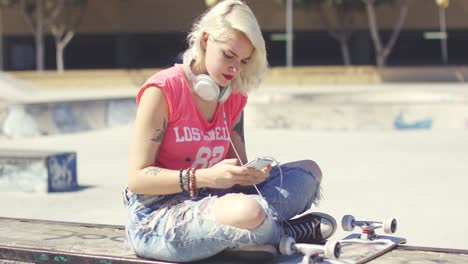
left=283, top=216, right=321, bottom=243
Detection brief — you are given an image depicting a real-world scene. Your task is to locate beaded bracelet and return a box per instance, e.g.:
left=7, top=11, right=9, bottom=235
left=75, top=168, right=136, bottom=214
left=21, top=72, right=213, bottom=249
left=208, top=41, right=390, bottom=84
left=179, top=169, right=188, bottom=194
left=183, top=169, right=190, bottom=195
left=189, top=168, right=198, bottom=199
left=178, top=169, right=183, bottom=191
left=185, top=168, right=192, bottom=197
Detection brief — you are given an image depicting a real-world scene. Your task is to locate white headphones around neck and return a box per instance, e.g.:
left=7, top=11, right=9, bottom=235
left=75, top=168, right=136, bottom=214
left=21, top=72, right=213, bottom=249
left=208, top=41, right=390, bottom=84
left=183, top=62, right=232, bottom=103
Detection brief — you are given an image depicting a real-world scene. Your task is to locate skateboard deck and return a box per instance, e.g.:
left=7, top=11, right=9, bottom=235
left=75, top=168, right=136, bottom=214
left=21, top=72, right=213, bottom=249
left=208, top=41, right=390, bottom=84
left=274, top=233, right=406, bottom=264
left=329, top=233, right=406, bottom=263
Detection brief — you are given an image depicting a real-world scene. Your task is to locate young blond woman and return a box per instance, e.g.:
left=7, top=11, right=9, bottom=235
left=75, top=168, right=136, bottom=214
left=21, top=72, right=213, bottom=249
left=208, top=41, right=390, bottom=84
left=124, top=0, right=336, bottom=262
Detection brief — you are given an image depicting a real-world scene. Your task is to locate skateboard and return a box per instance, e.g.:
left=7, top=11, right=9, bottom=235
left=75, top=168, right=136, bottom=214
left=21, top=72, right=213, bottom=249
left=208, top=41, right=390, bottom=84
left=274, top=215, right=406, bottom=264
left=277, top=236, right=341, bottom=264
left=327, top=215, right=407, bottom=264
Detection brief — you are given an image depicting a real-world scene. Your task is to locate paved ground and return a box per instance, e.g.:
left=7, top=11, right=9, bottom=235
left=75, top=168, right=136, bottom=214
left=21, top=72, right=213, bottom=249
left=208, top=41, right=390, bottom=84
left=0, top=123, right=467, bottom=250
left=1, top=79, right=467, bottom=251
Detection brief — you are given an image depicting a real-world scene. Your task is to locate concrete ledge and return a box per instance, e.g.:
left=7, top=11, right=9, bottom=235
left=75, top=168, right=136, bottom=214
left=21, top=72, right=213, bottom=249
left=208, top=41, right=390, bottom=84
left=9, top=69, right=158, bottom=90
left=379, top=66, right=468, bottom=83
left=264, top=66, right=381, bottom=85
left=7, top=67, right=467, bottom=93
left=0, top=98, right=136, bottom=138
left=0, top=149, right=77, bottom=193
left=245, top=88, right=468, bottom=130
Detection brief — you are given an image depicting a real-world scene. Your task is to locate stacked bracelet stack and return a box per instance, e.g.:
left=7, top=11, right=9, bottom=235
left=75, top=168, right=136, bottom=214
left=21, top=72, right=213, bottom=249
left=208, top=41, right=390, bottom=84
left=178, top=168, right=198, bottom=199
left=188, top=168, right=198, bottom=199
left=178, top=169, right=188, bottom=195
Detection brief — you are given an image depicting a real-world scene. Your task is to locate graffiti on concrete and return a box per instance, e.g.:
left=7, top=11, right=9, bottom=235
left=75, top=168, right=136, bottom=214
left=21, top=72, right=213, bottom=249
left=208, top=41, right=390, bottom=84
left=0, top=151, right=77, bottom=192
left=47, top=153, right=77, bottom=192
left=42, top=229, right=125, bottom=242
left=52, top=103, right=91, bottom=133
left=108, top=99, right=137, bottom=126
left=394, top=112, right=432, bottom=130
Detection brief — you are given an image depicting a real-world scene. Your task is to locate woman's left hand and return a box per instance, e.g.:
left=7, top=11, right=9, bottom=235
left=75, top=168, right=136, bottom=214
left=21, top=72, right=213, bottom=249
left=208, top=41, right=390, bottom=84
left=237, top=165, right=272, bottom=187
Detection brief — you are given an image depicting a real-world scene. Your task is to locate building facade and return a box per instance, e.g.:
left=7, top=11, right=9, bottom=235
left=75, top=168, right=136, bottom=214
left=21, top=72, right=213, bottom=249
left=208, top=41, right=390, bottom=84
left=1, top=0, right=467, bottom=70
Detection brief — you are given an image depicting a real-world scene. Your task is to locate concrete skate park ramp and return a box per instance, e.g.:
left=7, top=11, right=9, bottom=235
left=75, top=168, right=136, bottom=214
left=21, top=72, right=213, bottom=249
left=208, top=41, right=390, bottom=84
left=246, top=84, right=468, bottom=131
left=1, top=84, right=468, bottom=136
left=0, top=98, right=136, bottom=138
left=0, top=71, right=137, bottom=138
left=2, top=69, right=468, bottom=137
left=1, top=99, right=136, bottom=138
left=0, top=73, right=135, bottom=192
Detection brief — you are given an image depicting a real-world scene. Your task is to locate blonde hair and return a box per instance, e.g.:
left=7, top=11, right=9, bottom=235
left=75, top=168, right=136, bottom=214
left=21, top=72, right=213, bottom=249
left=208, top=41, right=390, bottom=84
left=183, top=0, right=267, bottom=94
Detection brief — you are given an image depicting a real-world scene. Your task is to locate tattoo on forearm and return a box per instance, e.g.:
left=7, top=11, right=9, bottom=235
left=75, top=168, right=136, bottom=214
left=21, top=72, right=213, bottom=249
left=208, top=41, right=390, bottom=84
left=233, top=112, right=245, bottom=143
left=143, top=167, right=163, bottom=177
left=151, top=118, right=167, bottom=142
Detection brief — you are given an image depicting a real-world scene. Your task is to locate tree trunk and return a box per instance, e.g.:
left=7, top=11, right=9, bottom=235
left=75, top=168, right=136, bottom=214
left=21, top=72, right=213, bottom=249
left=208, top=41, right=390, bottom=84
left=285, top=0, right=293, bottom=67
left=376, top=55, right=385, bottom=68
left=339, top=37, right=351, bottom=66
left=363, top=0, right=384, bottom=66
left=364, top=0, right=408, bottom=67
left=22, top=0, right=63, bottom=71
left=0, top=9, right=3, bottom=71
left=35, top=32, right=45, bottom=71
left=49, top=0, right=86, bottom=73
left=36, top=0, right=44, bottom=71
left=56, top=41, right=64, bottom=73
left=380, top=0, right=409, bottom=66
left=317, top=3, right=352, bottom=66
left=52, top=30, right=74, bottom=73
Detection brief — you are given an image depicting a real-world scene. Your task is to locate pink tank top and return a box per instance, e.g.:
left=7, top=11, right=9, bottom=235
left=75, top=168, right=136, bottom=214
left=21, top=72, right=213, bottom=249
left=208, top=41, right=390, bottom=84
left=136, top=64, right=248, bottom=170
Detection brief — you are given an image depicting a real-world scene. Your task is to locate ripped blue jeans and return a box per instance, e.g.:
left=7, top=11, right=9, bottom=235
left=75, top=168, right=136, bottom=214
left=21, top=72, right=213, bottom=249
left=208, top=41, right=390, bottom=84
left=123, top=165, right=321, bottom=262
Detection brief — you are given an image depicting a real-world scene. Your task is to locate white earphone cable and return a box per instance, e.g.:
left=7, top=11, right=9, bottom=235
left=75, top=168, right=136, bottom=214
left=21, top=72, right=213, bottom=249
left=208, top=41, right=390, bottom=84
left=222, top=106, right=287, bottom=221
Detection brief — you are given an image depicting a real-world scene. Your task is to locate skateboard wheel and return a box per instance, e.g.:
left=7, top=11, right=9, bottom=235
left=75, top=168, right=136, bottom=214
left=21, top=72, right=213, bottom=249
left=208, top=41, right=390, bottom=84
left=324, top=240, right=341, bottom=259
left=341, top=215, right=355, bottom=231
left=384, top=218, right=397, bottom=234
left=278, top=236, right=295, bottom=255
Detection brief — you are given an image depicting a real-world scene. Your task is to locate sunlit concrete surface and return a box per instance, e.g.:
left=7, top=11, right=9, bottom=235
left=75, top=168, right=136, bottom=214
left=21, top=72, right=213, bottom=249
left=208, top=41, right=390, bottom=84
left=0, top=83, right=467, bottom=251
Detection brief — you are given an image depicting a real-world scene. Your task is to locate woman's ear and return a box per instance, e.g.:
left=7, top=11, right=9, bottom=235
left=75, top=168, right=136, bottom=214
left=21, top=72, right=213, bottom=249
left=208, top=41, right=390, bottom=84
left=201, top=32, right=209, bottom=52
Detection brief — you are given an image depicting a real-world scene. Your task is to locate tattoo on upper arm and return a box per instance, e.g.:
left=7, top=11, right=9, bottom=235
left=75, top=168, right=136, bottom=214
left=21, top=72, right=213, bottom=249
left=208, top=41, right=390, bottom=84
left=233, top=112, right=245, bottom=143
left=143, top=167, right=163, bottom=177
left=151, top=118, right=167, bottom=142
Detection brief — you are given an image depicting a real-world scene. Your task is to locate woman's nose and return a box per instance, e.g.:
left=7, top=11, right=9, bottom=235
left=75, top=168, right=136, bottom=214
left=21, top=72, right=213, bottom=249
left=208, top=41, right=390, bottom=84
left=230, top=62, right=240, bottom=73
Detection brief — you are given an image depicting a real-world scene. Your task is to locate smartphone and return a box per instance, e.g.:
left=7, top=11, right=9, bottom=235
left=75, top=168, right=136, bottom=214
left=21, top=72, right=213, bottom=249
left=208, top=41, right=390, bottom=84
left=243, top=157, right=273, bottom=170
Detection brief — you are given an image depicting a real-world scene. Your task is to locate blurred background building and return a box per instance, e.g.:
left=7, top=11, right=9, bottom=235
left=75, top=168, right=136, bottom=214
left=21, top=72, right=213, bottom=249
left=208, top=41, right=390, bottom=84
left=0, top=0, right=466, bottom=71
